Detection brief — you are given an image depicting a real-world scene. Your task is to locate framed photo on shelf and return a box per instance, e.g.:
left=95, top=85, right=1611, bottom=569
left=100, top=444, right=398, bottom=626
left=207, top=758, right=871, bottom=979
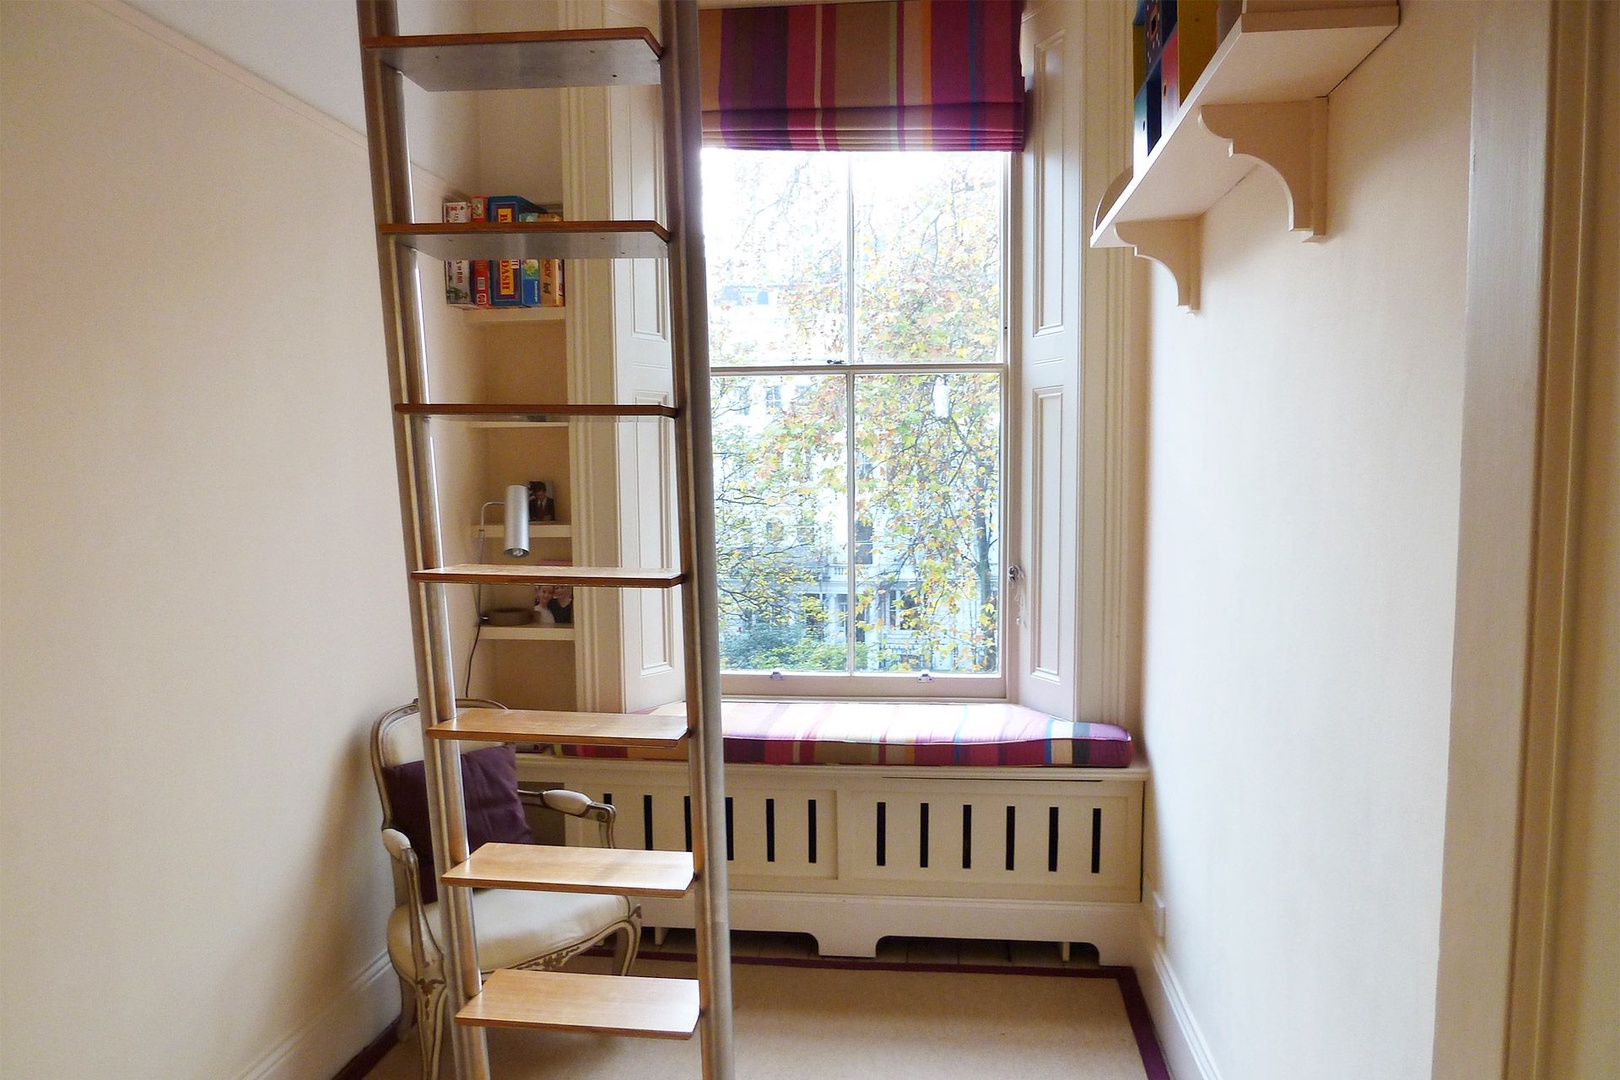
left=534, top=585, right=573, bottom=625
left=526, top=480, right=556, bottom=522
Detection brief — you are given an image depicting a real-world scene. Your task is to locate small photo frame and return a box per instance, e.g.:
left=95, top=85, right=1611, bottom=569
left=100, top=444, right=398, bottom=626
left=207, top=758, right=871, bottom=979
left=534, top=584, right=574, bottom=626
left=527, top=480, right=556, bottom=523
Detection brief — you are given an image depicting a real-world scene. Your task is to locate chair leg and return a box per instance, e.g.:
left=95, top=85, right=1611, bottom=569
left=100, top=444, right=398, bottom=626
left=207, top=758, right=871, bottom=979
left=416, top=978, right=448, bottom=1080
left=614, top=909, right=643, bottom=976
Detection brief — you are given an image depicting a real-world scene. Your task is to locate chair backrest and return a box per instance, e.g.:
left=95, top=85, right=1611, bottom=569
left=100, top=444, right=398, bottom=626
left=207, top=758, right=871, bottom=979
left=369, top=698, right=504, bottom=832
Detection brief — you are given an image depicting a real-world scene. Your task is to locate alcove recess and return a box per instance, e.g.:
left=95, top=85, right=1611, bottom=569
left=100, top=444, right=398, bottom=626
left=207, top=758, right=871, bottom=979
left=1089, top=1, right=1400, bottom=312
left=475, top=316, right=579, bottom=712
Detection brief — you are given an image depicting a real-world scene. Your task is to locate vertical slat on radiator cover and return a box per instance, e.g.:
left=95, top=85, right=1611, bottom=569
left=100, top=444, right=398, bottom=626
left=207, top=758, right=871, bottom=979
left=844, top=791, right=1135, bottom=890
left=561, top=780, right=840, bottom=880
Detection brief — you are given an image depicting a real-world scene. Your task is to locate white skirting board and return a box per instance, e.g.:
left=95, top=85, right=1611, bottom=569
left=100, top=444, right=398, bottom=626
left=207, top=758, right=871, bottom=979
left=230, top=952, right=399, bottom=1080
left=1134, top=915, right=1226, bottom=1080
left=640, top=891, right=1143, bottom=963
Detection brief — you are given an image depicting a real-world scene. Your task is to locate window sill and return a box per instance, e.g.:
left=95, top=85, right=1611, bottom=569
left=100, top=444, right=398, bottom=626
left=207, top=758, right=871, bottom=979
left=719, top=672, right=1005, bottom=702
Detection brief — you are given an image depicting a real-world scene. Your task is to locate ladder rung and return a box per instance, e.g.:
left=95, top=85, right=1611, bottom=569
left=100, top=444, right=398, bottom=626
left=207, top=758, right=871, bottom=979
left=365, top=28, right=663, bottom=92
left=443, top=844, right=694, bottom=897
left=413, top=564, right=683, bottom=588
left=429, top=708, right=689, bottom=748
left=396, top=403, right=677, bottom=422
left=380, top=221, right=668, bottom=261
left=458, top=969, right=698, bottom=1038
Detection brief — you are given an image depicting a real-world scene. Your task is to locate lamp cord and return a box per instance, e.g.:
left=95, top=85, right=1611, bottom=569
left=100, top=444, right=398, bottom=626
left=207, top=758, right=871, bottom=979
left=464, top=501, right=502, bottom=696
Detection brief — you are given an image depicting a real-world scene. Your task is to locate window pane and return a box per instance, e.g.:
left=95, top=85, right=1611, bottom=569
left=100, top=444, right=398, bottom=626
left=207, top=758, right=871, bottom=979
left=853, top=153, right=1002, bottom=365
left=703, top=150, right=847, bottom=367
left=853, top=372, right=1001, bottom=673
left=713, top=374, right=849, bottom=671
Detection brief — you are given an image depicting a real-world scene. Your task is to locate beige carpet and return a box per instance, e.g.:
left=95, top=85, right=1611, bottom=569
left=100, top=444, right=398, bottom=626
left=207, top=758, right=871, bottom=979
left=368, top=958, right=1151, bottom=1080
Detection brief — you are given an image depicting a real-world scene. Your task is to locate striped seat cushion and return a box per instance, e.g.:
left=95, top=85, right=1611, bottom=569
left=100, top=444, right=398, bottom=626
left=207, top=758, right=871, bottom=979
left=551, top=700, right=1133, bottom=768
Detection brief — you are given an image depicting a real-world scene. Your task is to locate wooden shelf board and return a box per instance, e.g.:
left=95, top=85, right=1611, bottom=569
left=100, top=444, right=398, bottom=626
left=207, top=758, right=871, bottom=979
left=364, top=28, right=662, bottom=92
left=382, top=221, right=668, bottom=261
left=398, top=402, right=676, bottom=422
left=429, top=708, right=690, bottom=747
left=443, top=844, right=695, bottom=897
left=470, top=522, right=573, bottom=540
left=477, top=624, right=575, bottom=641
left=458, top=969, right=698, bottom=1038
left=462, top=305, right=566, bottom=323
left=1091, top=5, right=1399, bottom=246
left=414, top=564, right=683, bottom=588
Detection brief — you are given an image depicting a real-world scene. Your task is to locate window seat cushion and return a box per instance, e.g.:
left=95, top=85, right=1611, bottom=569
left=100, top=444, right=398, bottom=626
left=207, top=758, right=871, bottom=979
left=547, top=700, right=1133, bottom=768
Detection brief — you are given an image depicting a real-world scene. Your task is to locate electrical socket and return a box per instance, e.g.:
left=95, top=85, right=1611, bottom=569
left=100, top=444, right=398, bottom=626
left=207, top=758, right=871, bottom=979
left=1151, top=891, right=1167, bottom=940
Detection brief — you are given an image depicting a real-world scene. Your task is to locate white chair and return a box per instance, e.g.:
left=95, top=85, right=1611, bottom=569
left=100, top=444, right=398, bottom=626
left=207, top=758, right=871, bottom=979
left=370, top=700, right=640, bottom=1080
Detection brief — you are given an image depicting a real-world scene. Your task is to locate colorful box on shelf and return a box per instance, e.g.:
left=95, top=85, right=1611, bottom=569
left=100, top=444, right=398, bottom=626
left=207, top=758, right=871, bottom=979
left=440, top=194, right=566, bottom=310
left=1137, top=0, right=1172, bottom=71
left=1132, top=0, right=1173, bottom=170
left=1160, top=1, right=1219, bottom=130
left=442, top=197, right=478, bottom=308
left=1134, top=72, right=1161, bottom=171
left=488, top=195, right=541, bottom=309
left=518, top=209, right=564, bottom=308
left=1133, top=0, right=1227, bottom=172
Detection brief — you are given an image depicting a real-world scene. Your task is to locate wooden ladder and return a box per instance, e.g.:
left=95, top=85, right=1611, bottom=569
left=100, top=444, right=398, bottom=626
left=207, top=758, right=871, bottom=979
left=355, top=3, right=732, bottom=1078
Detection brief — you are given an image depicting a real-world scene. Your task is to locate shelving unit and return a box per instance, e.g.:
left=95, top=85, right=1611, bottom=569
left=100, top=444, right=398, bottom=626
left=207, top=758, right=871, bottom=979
left=359, top=4, right=733, bottom=1078
left=1090, top=1, right=1399, bottom=311
left=382, top=219, right=669, bottom=260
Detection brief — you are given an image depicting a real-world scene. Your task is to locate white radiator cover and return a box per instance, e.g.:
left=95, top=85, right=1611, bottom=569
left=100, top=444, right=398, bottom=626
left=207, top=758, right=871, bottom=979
left=519, top=756, right=1148, bottom=961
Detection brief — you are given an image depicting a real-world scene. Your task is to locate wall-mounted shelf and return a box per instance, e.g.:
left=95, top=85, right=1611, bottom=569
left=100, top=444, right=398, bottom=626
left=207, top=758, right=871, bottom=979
left=382, top=220, right=668, bottom=261
left=479, top=624, right=575, bottom=642
left=1090, top=3, right=1399, bottom=311
left=464, top=306, right=566, bottom=323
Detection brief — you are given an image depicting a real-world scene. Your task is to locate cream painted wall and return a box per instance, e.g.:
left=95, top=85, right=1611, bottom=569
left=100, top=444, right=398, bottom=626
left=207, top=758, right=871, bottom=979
left=0, top=3, right=466, bottom=1076
left=1138, top=3, right=1476, bottom=1077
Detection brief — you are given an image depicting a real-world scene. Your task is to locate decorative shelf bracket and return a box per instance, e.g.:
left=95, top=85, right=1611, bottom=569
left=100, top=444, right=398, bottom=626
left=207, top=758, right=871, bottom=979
left=1115, top=218, right=1201, bottom=312
left=1199, top=99, right=1329, bottom=241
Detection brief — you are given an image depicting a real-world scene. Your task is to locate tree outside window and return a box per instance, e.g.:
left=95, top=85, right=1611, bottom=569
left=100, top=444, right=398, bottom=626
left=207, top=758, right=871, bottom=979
left=704, top=150, right=1005, bottom=680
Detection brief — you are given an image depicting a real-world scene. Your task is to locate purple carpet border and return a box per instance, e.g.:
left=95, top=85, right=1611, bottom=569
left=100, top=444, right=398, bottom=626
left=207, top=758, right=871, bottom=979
left=633, top=949, right=1172, bottom=1080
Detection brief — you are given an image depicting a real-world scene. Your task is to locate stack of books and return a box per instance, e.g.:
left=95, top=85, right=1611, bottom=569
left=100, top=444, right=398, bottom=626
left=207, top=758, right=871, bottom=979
left=442, top=195, right=565, bottom=309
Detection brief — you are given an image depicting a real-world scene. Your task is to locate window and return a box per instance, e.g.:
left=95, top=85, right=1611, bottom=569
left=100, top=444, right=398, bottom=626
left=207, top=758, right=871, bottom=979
left=703, top=149, right=1007, bottom=696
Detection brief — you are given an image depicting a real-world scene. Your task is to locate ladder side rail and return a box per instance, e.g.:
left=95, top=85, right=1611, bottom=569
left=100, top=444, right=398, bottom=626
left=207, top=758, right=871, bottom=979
left=356, top=3, right=489, bottom=1078
left=659, top=4, right=734, bottom=1079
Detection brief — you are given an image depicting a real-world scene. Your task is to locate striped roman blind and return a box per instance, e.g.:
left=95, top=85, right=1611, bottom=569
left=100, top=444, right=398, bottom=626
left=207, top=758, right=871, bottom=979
left=698, top=0, right=1026, bottom=151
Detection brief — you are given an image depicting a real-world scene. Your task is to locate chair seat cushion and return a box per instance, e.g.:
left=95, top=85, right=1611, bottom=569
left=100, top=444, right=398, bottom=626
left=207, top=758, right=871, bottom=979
left=388, top=881, right=633, bottom=978
left=552, top=700, right=1135, bottom=767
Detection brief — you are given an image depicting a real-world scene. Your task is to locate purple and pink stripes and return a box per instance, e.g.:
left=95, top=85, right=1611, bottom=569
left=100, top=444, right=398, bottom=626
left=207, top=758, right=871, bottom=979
left=556, top=700, right=1134, bottom=768
left=699, top=1, right=1027, bottom=151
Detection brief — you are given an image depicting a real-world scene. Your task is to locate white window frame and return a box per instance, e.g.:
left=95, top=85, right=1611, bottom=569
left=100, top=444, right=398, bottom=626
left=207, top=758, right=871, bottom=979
left=711, top=153, right=1015, bottom=702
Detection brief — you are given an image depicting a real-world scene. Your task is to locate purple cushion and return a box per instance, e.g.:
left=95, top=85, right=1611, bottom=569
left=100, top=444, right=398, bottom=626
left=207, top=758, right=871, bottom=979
left=381, top=744, right=533, bottom=905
